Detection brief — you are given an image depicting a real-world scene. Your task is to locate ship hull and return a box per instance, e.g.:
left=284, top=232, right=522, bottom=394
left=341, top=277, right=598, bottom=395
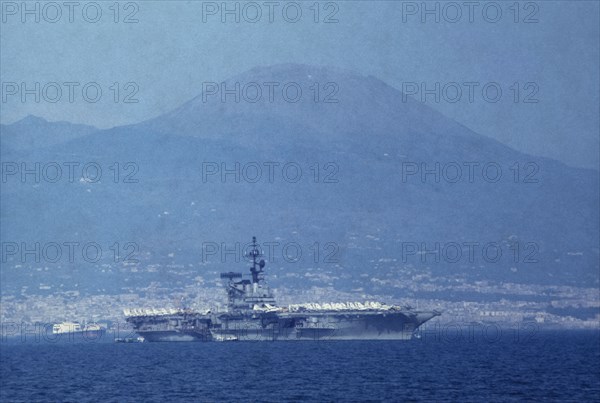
left=128, top=311, right=439, bottom=342
left=212, top=311, right=436, bottom=341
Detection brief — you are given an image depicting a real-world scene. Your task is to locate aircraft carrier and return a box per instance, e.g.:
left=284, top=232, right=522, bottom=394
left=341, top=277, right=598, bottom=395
left=124, top=237, right=441, bottom=341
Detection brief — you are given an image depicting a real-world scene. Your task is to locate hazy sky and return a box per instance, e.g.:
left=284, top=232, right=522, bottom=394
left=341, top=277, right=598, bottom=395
left=1, top=1, right=598, bottom=169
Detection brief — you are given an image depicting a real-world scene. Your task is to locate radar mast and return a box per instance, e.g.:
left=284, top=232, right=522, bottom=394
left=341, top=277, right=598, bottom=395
left=248, top=236, right=266, bottom=284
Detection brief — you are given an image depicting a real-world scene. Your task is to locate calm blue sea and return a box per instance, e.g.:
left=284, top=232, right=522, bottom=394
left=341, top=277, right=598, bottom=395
left=1, top=331, right=599, bottom=402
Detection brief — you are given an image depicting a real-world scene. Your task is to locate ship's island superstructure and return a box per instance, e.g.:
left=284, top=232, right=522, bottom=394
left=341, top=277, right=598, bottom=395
left=125, top=237, right=441, bottom=341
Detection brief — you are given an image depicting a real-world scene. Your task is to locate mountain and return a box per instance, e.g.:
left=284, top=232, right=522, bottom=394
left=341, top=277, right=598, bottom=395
left=0, top=115, right=97, bottom=151
left=1, top=64, right=598, bottom=297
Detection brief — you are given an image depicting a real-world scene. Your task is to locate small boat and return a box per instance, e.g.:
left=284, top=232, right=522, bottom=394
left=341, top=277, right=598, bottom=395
left=213, top=334, right=238, bottom=342
left=115, top=337, right=145, bottom=343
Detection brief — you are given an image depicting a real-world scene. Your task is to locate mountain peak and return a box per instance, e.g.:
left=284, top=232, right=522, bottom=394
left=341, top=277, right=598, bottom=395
left=1, top=115, right=97, bottom=151
left=233, top=63, right=365, bottom=81
left=148, top=63, right=478, bottom=150
left=15, top=114, right=48, bottom=125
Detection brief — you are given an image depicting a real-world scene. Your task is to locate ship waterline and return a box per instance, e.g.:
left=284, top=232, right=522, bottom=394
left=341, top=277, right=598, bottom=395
left=125, top=237, right=441, bottom=342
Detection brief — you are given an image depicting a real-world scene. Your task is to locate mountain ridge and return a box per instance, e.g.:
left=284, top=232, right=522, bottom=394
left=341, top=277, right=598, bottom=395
left=1, top=64, right=598, bottom=297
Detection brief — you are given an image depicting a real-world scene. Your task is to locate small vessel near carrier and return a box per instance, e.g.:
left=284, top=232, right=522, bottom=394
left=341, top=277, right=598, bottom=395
left=51, top=322, right=106, bottom=340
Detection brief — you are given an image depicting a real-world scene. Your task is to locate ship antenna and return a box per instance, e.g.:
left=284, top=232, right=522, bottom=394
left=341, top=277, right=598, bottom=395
left=249, top=236, right=265, bottom=284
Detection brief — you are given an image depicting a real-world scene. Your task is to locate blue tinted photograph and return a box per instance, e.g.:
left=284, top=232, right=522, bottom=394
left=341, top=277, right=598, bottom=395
left=1, top=1, right=599, bottom=402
